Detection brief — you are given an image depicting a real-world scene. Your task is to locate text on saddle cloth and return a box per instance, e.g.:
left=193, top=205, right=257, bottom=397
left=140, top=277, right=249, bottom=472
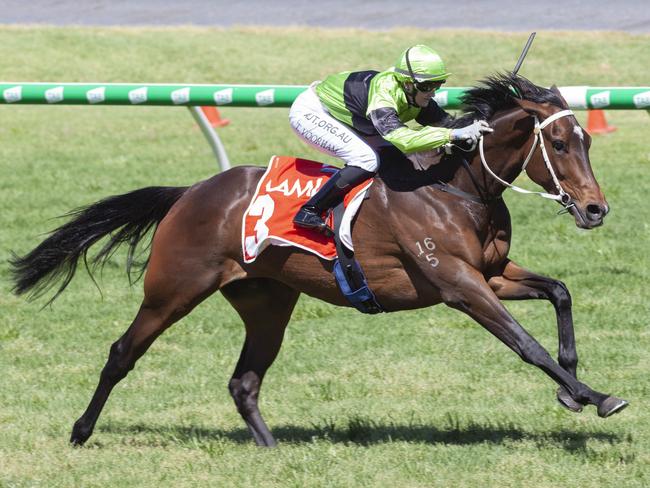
left=242, top=155, right=373, bottom=263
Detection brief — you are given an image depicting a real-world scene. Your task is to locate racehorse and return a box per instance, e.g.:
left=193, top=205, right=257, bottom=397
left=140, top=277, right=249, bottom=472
left=11, top=73, right=628, bottom=448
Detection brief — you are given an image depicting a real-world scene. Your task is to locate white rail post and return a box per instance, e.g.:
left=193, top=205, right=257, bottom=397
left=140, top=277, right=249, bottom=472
left=188, top=106, right=231, bottom=171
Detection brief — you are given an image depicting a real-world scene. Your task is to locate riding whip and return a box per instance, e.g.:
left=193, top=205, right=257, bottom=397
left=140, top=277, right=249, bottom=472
left=513, top=32, right=536, bottom=75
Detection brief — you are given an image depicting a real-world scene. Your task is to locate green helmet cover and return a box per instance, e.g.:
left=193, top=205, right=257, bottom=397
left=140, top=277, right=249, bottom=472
left=393, top=45, right=451, bottom=82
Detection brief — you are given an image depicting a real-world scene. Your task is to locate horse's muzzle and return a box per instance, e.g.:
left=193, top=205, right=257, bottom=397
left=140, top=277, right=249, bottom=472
left=571, top=202, right=609, bottom=229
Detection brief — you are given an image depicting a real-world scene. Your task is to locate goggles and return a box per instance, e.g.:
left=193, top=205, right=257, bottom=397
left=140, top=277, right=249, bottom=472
left=414, top=80, right=445, bottom=92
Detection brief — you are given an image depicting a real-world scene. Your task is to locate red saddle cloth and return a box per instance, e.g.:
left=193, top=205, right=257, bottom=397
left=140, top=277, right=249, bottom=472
left=242, top=155, right=373, bottom=263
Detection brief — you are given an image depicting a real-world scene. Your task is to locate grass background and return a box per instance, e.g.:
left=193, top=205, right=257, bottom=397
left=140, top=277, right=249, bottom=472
left=0, top=26, right=649, bottom=487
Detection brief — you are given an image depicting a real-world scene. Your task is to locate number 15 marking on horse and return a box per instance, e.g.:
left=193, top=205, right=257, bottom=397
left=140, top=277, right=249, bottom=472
left=415, top=237, right=439, bottom=268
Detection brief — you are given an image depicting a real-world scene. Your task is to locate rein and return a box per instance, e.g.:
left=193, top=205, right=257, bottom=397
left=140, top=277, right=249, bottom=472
left=478, top=109, right=575, bottom=209
left=430, top=182, right=493, bottom=205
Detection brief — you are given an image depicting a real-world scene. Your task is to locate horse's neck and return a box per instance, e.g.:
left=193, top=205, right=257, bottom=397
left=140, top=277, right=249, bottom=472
left=450, top=110, right=533, bottom=201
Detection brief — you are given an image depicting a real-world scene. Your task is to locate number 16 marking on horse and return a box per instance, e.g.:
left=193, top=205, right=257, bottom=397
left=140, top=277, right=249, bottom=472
left=415, top=237, right=439, bottom=267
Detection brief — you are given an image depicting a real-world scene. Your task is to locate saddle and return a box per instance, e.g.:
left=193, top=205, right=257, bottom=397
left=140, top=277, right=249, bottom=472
left=242, top=155, right=383, bottom=313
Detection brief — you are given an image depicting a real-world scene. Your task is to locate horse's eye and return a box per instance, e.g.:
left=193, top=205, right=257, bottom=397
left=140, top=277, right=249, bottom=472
left=552, top=140, right=566, bottom=152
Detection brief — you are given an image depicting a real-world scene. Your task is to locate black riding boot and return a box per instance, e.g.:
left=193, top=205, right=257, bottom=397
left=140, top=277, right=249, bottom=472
left=293, top=165, right=375, bottom=236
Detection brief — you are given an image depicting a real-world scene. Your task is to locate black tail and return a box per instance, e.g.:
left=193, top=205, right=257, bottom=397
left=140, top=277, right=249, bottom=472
left=10, top=186, right=188, bottom=303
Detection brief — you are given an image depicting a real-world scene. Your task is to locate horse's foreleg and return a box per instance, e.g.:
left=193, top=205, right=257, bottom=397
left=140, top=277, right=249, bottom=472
left=221, top=278, right=300, bottom=447
left=70, top=267, right=221, bottom=446
left=441, top=261, right=627, bottom=417
left=487, top=259, right=581, bottom=412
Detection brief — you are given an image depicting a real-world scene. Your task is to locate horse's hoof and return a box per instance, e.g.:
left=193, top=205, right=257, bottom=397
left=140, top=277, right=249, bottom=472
left=70, top=422, right=92, bottom=446
left=70, top=434, right=87, bottom=447
left=257, top=438, right=278, bottom=448
left=556, top=387, right=583, bottom=413
left=597, top=396, right=629, bottom=418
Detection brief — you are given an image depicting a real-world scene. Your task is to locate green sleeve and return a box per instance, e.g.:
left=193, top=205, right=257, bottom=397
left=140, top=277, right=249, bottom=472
left=382, top=125, right=451, bottom=154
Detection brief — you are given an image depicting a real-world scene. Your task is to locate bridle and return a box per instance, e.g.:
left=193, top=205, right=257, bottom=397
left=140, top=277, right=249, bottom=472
left=478, top=109, right=576, bottom=209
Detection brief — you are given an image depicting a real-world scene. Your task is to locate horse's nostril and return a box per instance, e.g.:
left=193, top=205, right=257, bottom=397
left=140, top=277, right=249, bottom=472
left=586, top=203, right=604, bottom=219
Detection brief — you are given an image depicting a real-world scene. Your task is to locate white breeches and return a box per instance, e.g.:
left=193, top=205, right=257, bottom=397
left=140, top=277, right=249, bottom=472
left=289, top=86, right=381, bottom=173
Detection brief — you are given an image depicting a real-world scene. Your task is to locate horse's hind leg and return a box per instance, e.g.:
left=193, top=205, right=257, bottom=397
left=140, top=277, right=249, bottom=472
left=221, top=278, right=300, bottom=447
left=70, top=263, right=222, bottom=446
left=488, top=259, right=582, bottom=412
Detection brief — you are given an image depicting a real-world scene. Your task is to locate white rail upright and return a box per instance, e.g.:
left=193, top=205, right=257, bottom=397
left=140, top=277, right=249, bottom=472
left=188, top=106, right=231, bottom=171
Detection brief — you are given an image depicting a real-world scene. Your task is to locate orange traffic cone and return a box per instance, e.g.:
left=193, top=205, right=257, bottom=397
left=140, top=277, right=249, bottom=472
left=199, top=106, right=230, bottom=127
left=586, top=109, right=616, bottom=134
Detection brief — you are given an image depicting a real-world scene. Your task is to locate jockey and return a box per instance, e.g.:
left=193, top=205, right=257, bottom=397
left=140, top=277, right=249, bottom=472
left=290, top=44, right=492, bottom=236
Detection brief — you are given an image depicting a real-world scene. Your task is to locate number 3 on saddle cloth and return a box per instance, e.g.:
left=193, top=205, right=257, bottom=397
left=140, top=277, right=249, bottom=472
left=242, top=155, right=383, bottom=314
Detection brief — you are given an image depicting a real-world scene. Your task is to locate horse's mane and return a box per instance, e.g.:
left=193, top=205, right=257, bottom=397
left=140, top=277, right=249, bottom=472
left=378, top=72, right=567, bottom=189
left=443, top=72, right=567, bottom=128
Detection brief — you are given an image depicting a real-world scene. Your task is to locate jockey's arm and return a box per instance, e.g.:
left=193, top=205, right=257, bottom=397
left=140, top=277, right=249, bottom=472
left=369, top=107, right=451, bottom=154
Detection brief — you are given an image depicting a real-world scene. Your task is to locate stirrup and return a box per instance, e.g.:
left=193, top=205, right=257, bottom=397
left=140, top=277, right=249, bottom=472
left=298, top=221, right=334, bottom=237
left=293, top=208, right=334, bottom=237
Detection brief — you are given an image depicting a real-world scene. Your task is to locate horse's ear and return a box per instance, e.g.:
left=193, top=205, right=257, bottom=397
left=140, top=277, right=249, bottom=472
left=549, top=84, right=570, bottom=108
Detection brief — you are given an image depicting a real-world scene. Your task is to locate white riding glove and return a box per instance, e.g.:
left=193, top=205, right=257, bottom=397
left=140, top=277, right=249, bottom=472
left=450, top=120, right=493, bottom=145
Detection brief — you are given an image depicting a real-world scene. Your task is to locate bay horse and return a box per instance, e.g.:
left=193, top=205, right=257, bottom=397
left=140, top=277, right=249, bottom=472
left=11, top=73, right=628, bottom=448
